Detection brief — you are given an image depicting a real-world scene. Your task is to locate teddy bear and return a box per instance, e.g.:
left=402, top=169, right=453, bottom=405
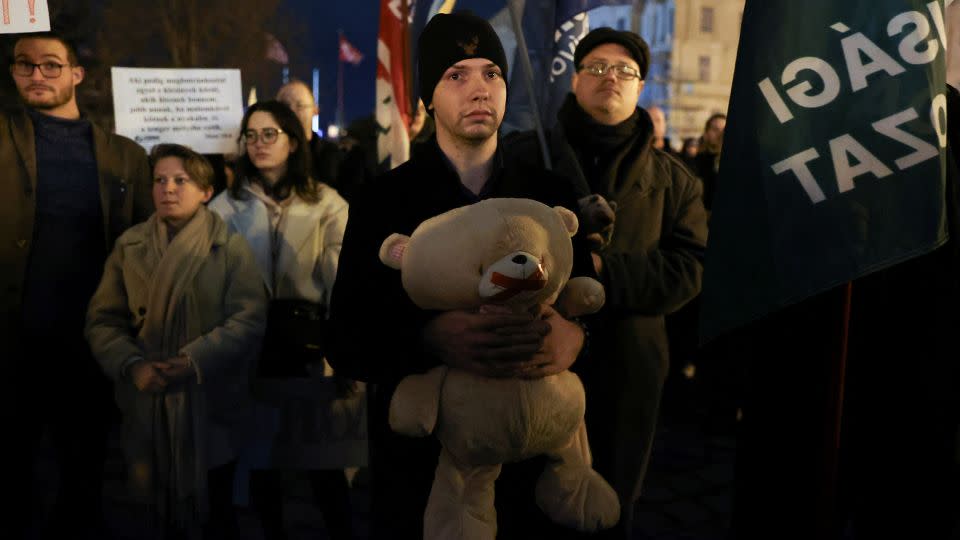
left=378, top=198, right=620, bottom=540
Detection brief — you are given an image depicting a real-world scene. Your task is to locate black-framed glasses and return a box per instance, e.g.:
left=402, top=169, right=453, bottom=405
left=578, top=62, right=642, bottom=81
left=10, top=61, right=69, bottom=78
left=242, top=127, right=286, bottom=145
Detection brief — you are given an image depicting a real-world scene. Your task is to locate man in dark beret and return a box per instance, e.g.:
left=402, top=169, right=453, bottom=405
left=327, top=11, right=597, bottom=539
left=504, top=27, right=709, bottom=538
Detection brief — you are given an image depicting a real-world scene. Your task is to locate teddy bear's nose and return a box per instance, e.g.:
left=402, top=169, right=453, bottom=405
left=512, top=254, right=527, bottom=265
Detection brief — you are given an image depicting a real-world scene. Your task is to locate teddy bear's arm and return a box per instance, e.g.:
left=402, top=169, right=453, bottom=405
left=388, top=365, right=448, bottom=437
left=555, top=277, right=606, bottom=318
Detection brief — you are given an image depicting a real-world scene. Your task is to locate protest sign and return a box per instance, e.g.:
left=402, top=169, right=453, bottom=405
left=0, top=0, right=49, bottom=33
left=112, top=67, right=244, bottom=154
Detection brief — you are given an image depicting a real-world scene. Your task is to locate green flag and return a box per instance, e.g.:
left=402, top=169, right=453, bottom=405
left=700, top=0, right=949, bottom=342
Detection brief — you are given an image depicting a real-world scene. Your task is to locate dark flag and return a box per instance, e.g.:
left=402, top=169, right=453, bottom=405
left=700, top=0, right=950, bottom=341
left=539, top=0, right=595, bottom=127
left=500, top=0, right=632, bottom=133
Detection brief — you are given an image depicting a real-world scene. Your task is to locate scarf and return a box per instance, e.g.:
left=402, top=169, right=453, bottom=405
left=136, top=206, right=221, bottom=532
left=251, top=175, right=293, bottom=202
left=557, top=92, right=650, bottom=197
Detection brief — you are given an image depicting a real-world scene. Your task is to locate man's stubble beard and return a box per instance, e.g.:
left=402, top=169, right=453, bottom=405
left=455, top=116, right=500, bottom=147
left=22, top=83, right=74, bottom=111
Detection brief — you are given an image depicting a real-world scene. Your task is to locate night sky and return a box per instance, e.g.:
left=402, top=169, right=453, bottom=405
left=280, top=0, right=380, bottom=131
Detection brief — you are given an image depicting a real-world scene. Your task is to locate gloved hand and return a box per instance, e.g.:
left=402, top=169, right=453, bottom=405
left=577, top=194, right=617, bottom=250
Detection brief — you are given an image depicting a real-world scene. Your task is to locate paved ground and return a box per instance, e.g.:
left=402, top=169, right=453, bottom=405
left=29, top=369, right=739, bottom=539
left=629, top=367, right=737, bottom=540
left=632, top=420, right=735, bottom=540
left=104, top=383, right=737, bottom=539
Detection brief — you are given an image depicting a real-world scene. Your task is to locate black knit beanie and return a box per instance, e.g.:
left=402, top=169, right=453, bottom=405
left=574, top=27, right=651, bottom=79
left=417, top=11, right=508, bottom=113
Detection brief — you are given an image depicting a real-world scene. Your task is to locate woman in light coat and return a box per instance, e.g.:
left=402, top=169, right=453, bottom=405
left=209, top=100, right=363, bottom=540
left=86, top=144, right=267, bottom=539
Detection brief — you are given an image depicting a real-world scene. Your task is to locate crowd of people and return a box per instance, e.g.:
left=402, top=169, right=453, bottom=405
left=1, top=9, right=958, bottom=540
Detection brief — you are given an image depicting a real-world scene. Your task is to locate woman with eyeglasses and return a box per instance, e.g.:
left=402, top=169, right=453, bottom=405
left=85, top=143, right=267, bottom=539
left=209, top=101, right=362, bottom=540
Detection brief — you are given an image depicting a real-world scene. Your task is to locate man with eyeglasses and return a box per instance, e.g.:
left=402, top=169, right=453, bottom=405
left=504, top=27, right=708, bottom=539
left=1, top=31, right=152, bottom=539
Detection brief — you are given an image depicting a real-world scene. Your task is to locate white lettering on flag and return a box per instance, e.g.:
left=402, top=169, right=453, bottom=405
left=759, top=8, right=945, bottom=122
left=760, top=6, right=945, bottom=204
left=872, top=108, right=939, bottom=169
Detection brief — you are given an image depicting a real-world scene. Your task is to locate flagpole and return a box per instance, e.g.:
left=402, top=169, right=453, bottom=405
left=817, top=281, right=852, bottom=538
left=313, top=68, right=320, bottom=134
left=507, top=0, right=553, bottom=170
left=337, top=30, right=345, bottom=133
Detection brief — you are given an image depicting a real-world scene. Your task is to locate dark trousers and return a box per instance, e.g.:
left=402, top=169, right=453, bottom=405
left=251, top=469, right=355, bottom=540
left=2, top=336, right=114, bottom=540
left=163, top=461, right=240, bottom=540
left=205, top=461, right=241, bottom=540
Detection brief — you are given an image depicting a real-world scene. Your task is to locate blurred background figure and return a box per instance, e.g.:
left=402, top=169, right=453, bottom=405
left=647, top=105, right=676, bottom=155
left=681, top=137, right=699, bottom=168
left=408, top=98, right=434, bottom=160
left=694, top=113, right=726, bottom=212
left=276, top=80, right=351, bottom=199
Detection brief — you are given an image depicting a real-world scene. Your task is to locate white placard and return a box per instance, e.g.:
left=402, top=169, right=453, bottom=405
left=0, top=0, right=50, bottom=33
left=111, top=67, right=243, bottom=154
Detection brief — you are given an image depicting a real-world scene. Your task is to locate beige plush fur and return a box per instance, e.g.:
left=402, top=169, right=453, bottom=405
left=379, top=198, right=619, bottom=539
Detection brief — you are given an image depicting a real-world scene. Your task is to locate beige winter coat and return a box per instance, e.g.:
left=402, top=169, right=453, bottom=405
left=86, top=209, right=267, bottom=467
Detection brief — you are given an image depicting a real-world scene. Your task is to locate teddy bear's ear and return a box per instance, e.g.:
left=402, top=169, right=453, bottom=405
left=554, top=206, right=579, bottom=237
left=379, top=233, right=410, bottom=270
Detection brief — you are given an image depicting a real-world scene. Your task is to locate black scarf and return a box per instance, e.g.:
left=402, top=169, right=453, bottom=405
left=557, top=93, right=649, bottom=195
left=253, top=176, right=293, bottom=203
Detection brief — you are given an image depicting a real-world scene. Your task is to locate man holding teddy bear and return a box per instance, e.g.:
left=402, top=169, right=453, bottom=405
left=327, top=11, right=598, bottom=540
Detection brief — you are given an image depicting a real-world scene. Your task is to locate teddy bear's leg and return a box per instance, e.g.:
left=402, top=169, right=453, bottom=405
left=424, top=447, right=502, bottom=540
left=535, top=419, right=621, bottom=532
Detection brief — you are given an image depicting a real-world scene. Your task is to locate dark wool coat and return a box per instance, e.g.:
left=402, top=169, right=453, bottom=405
left=326, top=139, right=596, bottom=540
left=0, top=105, right=153, bottom=349
left=504, top=106, right=709, bottom=524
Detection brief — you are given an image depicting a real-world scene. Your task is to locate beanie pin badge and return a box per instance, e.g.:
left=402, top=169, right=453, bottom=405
left=457, top=35, right=479, bottom=55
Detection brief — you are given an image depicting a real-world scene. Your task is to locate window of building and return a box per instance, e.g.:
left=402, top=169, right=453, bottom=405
left=701, top=6, right=715, bottom=33
left=699, top=55, right=711, bottom=82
